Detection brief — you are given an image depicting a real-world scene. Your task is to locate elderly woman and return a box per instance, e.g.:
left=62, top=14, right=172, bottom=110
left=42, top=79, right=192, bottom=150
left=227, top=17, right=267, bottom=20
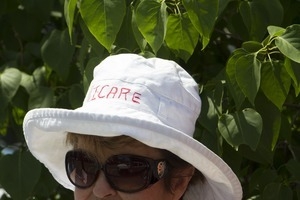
left=23, top=54, right=242, bottom=200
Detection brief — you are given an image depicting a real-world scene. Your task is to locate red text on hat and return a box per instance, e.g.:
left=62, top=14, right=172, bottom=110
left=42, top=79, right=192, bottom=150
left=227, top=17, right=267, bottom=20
left=89, top=84, right=141, bottom=104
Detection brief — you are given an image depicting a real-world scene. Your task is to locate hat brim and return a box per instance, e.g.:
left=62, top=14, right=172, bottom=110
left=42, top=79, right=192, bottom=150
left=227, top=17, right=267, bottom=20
left=23, top=107, right=242, bottom=200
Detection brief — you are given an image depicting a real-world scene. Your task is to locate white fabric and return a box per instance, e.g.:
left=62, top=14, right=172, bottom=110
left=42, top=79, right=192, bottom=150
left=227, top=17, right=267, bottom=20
left=23, top=54, right=242, bottom=200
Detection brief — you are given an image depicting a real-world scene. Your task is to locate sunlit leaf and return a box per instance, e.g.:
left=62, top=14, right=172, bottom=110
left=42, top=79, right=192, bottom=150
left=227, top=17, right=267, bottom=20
left=235, top=54, right=261, bottom=105
left=64, top=0, right=77, bottom=42
left=267, top=25, right=285, bottom=37
left=0, top=68, right=22, bottom=101
left=183, top=0, right=218, bottom=49
left=135, top=0, right=167, bottom=53
left=80, top=0, right=126, bottom=52
left=275, top=24, right=300, bottom=63
left=165, top=13, right=198, bottom=62
left=0, top=151, right=42, bottom=200
left=218, top=108, right=263, bottom=150
left=260, top=61, right=291, bottom=110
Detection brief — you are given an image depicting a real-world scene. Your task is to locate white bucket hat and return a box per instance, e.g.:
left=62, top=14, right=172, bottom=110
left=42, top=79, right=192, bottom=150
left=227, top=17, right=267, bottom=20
left=23, top=54, right=242, bottom=200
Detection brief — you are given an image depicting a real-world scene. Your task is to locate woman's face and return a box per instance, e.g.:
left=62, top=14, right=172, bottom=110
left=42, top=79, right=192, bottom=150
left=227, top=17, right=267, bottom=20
left=72, top=137, right=188, bottom=200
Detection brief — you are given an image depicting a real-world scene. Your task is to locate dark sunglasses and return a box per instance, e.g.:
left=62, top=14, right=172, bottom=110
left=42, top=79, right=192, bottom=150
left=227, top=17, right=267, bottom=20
left=65, top=150, right=168, bottom=193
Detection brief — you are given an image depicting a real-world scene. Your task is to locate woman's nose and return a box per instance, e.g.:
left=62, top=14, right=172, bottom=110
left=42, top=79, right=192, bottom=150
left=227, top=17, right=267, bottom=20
left=92, top=171, right=117, bottom=198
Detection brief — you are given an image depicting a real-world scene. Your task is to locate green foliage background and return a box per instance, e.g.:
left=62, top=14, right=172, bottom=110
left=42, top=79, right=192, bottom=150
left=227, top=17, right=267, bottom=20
left=1, top=0, right=300, bottom=199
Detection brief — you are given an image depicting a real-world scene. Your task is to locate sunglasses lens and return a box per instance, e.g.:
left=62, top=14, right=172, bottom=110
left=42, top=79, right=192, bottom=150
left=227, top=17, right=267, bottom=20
left=65, top=151, right=99, bottom=188
left=105, top=155, right=150, bottom=192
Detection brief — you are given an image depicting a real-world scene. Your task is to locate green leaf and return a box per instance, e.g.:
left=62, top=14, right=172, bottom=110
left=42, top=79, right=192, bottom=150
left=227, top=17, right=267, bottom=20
left=78, top=16, right=106, bottom=56
left=198, top=84, right=223, bottom=134
left=64, top=0, right=77, bottom=42
left=165, top=13, right=199, bottom=62
left=239, top=0, right=283, bottom=41
left=226, top=51, right=246, bottom=109
left=235, top=54, right=261, bottom=105
left=115, top=5, right=140, bottom=52
left=255, top=92, right=282, bottom=151
left=0, top=68, right=22, bottom=102
left=284, top=58, right=300, bottom=96
left=218, top=108, right=263, bottom=150
left=275, top=24, right=300, bottom=63
left=80, top=0, right=126, bottom=52
left=41, top=29, right=75, bottom=80
left=260, top=61, right=291, bottom=110
left=135, top=0, right=167, bottom=53
left=267, top=25, right=285, bottom=38
left=0, top=151, right=42, bottom=200
left=131, top=4, right=147, bottom=52
left=262, top=183, right=293, bottom=200
left=182, top=0, right=218, bottom=49
left=242, top=41, right=263, bottom=53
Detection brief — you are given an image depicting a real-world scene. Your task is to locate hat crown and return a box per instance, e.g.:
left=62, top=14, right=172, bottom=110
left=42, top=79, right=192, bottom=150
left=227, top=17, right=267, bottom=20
left=83, top=54, right=201, bottom=136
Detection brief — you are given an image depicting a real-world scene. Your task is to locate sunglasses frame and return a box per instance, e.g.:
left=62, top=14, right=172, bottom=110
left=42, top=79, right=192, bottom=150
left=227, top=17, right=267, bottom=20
left=65, top=150, right=168, bottom=193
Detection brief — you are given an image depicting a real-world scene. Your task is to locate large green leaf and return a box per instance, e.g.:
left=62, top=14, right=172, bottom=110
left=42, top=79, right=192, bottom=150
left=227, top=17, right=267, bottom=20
left=275, top=24, right=300, bottom=63
left=135, top=0, right=167, bottom=53
left=239, top=0, right=283, bottom=41
left=0, top=68, right=22, bottom=102
left=183, top=0, right=218, bottom=49
left=260, top=61, right=291, bottom=110
left=0, top=151, right=42, bottom=200
left=165, top=13, right=199, bottom=62
left=235, top=54, right=261, bottom=105
left=218, top=108, right=263, bottom=150
left=64, top=0, right=77, bottom=42
left=80, top=0, right=126, bottom=52
left=41, top=29, right=75, bottom=80
left=284, top=58, right=300, bottom=96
